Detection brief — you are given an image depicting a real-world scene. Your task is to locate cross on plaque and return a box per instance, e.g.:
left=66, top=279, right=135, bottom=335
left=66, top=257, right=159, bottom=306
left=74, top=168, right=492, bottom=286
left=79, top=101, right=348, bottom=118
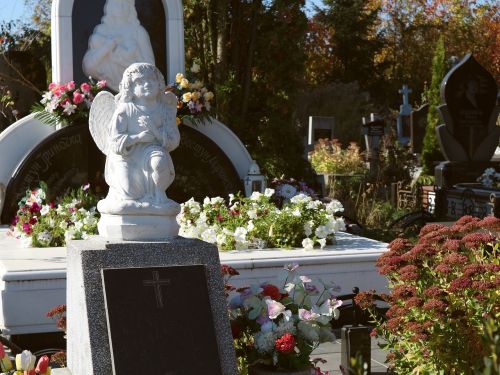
left=142, top=271, right=171, bottom=309
left=399, top=84, right=412, bottom=106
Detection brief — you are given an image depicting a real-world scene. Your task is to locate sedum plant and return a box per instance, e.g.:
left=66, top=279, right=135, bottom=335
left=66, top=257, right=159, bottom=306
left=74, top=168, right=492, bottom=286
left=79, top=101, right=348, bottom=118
left=355, top=216, right=500, bottom=374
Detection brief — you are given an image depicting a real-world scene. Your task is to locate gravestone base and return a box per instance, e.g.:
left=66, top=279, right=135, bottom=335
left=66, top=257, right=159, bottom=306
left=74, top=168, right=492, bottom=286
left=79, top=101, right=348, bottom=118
left=97, top=213, right=180, bottom=241
left=66, top=236, right=237, bottom=375
left=435, top=161, right=500, bottom=189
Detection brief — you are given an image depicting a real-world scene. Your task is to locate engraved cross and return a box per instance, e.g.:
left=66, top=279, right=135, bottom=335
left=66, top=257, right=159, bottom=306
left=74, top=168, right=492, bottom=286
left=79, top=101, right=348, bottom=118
left=142, top=271, right=171, bottom=309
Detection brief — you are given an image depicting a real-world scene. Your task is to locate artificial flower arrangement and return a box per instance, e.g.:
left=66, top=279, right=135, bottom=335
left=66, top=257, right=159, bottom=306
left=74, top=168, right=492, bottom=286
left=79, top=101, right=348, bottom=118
left=9, top=183, right=100, bottom=247
left=223, top=263, right=340, bottom=374
left=354, top=216, right=500, bottom=374
left=477, top=167, right=500, bottom=188
left=32, top=79, right=107, bottom=127
left=177, top=189, right=345, bottom=251
left=269, top=177, right=317, bottom=207
left=0, top=349, right=51, bottom=375
left=167, top=61, right=214, bottom=126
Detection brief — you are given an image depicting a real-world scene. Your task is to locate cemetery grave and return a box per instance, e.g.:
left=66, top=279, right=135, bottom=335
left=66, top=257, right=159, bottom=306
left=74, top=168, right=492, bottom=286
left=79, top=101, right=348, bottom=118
left=0, top=0, right=498, bottom=374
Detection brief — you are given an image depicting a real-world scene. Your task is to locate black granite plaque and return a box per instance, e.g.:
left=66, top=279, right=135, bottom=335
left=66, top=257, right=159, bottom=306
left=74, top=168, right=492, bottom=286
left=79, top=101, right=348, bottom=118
left=440, top=54, right=498, bottom=159
left=0, top=124, right=106, bottom=224
left=102, top=265, right=222, bottom=375
left=71, top=0, right=167, bottom=88
left=168, top=126, right=244, bottom=202
left=410, top=104, right=429, bottom=153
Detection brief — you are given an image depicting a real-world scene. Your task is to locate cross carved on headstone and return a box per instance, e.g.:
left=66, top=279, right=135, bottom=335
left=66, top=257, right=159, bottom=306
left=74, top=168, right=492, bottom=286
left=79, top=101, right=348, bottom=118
left=399, top=85, right=412, bottom=107
left=142, top=271, right=171, bottom=309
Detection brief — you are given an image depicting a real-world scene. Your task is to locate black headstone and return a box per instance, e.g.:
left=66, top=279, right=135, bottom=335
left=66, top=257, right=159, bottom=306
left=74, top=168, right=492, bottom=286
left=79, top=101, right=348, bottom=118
left=0, top=123, right=106, bottom=224
left=71, top=0, right=167, bottom=88
left=438, top=54, right=499, bottom=161
left=102, top=265, right=222, bottom=375
left=1, top=124, right=243, bottom=224
left=410, top=104, right=429, bottom=154
left=168, top=126, right=244, bottom=202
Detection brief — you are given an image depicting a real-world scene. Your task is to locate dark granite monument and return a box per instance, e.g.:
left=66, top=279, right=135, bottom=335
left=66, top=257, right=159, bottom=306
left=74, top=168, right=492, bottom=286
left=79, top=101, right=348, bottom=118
left=433, top=54, right=500, bottom=219
left=102, top=265, right=223, bottom=375
left=0, top=124, right=243, bottom=224
left=307, top=116, right=335, bottom=152
left=67, top=237, right=238, bottom=375
left=410, top=104, right=429, bottom=154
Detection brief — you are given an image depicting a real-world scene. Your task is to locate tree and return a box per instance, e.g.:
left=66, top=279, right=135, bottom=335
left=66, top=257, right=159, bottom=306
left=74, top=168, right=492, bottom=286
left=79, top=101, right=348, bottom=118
left=421, top=36, right=446, bottom=176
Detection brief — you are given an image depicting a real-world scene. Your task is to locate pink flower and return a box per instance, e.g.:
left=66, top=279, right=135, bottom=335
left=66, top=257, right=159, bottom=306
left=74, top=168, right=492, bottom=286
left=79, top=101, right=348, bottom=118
left=48, top=82, right=57, bottom=90
left=73, top=91, right=85, bottom=104
left=22, top=223, right=32, bottom=234
left=66, top=81, right=75, bottom=90
left=265, top=298, right=285, bottom=319
left=80, top=82, right=91, bottom=93
left=35, top=355, right=49, bottom=373
left=97, top=80, right=107, bottom=88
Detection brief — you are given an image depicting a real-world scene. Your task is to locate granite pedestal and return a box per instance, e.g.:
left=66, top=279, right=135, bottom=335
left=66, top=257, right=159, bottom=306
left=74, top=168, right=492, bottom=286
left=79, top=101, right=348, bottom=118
left=66, top=236, right=237, bottom=375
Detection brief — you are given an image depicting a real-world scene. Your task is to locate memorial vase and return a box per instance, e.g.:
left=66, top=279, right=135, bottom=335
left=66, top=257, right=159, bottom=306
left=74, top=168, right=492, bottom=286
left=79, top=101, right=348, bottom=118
left=248, top=365, right=312, bottom=375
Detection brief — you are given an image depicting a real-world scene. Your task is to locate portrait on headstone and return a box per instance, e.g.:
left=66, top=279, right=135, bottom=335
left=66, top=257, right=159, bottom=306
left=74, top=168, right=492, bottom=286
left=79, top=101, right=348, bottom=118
left=82, top=0, right=155, bottom=91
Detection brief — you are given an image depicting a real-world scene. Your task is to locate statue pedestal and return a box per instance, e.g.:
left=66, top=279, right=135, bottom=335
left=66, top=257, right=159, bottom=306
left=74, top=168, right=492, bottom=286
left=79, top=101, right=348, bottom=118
left=97, top=213, right=180, bottom=241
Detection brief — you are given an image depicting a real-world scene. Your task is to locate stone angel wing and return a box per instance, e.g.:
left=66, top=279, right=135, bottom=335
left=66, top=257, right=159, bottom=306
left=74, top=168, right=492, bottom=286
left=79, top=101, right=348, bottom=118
left=89, top=91, right=116, bottom=155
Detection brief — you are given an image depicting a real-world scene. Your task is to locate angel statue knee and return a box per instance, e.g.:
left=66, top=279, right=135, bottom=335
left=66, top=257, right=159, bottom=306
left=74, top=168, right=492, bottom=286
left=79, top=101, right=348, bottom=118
left=89, top=63, right=180, bottom=217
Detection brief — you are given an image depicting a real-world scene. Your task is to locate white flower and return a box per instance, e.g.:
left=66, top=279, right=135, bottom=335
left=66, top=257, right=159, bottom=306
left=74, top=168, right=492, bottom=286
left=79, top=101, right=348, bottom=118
left=315, top=225, right=329, bottom=239
left=40, top=205, right=50, bottom=216
left=59, top=221, right=68, bottom=230
left=484, top=167, right=496, bottom=176
left=326, top=199, right=344, bottom=214
left=264, top=188, right=275, bottom=197
left=304, top=221, right=312, bottom=236
left=64, top=228, right=76, bottom=243
left=292, top=208, right=301, bottom=217
left=201, top=228, right=217, bottom=243
left=216, top=233, right=227, bottom=246
left=278, top=184, right=297, bottom=199
left=290, top=193, right=312, bottom=204
left=40, top=91, right=53, bottom=104
left=210, top=197, right=225, bottom=205
left=46, top=100, right=58, bottom=112
left=190, top=62, right=201, bottom=73
left=62, top=101, right=77, bottom=115
left=250, top=191, right=263, bottom=201
left=247, top=209, right=258, bottom=219
left=228, top=194, right=235, bottom=204
left=37, top=230, right=52, bottom=244
left=247, top=220, right=255, bottom=232
left=203, top=197, right=211, bottom=205
left=326, top=217, right=346, bottom=232
left=234, top=227, right=248, bottom=243
left=81, top=231, right=89, bottom=240
left=317, top=238, right=327, bottom=249
left=307, top=200, right=323, bottom=210
left=302, top=238, right=314, bottom=250
left=74, top=221, right=84, bottom=231
left=20, top=234, right=33, bottom=248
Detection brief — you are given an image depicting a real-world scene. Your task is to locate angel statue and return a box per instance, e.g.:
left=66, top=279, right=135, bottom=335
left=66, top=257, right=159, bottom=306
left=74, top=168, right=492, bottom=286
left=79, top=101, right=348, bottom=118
left=89, top=63, right=180, bottom=239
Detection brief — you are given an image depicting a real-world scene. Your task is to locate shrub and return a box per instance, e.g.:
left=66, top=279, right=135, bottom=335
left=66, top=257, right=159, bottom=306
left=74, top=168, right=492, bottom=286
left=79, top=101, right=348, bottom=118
left=310, top=139, right=366, bottom=175
left=356, top=216, right=500, bottom=373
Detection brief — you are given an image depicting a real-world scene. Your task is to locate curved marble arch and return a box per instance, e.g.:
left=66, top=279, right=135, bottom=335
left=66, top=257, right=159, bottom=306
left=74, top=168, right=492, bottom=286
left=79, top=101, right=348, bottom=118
left=51, top=0, right=185, bottom=85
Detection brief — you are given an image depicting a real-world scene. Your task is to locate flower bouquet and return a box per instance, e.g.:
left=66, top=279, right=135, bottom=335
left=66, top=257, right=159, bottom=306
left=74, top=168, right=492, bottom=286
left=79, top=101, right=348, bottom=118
left=177, top=189, right=345, bottom=251
left=0, top=349, right=51, bottom=375
left=477, top=167, right=500, bottom=188
left=9, top=183, right=100, bottom=247
left=225, top=264, right=341, bottom=374
left=166, top=61, right=214, bottom=126
left=32, top=79, right=106, bottom=127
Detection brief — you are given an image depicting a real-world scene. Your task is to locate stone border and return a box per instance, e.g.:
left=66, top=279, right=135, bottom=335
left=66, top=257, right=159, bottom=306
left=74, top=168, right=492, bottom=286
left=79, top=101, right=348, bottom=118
left=51, top=0, right=185, bottom=84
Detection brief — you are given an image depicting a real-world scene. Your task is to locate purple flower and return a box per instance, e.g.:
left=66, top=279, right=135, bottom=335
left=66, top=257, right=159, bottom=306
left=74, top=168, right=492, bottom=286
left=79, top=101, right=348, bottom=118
left=284, top=263, right=299, bottom=272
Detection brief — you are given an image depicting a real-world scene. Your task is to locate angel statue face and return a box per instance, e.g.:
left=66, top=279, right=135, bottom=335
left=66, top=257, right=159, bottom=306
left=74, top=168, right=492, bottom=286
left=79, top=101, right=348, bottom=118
left=104, top=0, right=133, bottom=21
left=132, top=71, right=160, bottom=101
left=118, top=64, right=166, bottom=104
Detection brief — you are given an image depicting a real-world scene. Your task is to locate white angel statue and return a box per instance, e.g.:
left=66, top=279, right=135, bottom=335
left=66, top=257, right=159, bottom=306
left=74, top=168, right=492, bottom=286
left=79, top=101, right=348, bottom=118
left=89, top=63, right=180, bottom=218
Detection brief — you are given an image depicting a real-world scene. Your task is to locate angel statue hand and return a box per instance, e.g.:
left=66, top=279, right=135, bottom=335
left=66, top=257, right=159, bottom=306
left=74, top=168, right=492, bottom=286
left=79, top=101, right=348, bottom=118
left=134, top=130, right=155, bottom=143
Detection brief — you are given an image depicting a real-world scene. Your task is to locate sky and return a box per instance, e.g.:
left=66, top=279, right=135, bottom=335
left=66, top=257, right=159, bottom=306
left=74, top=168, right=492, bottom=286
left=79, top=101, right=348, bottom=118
left=1, top=0, right=325, bottom=26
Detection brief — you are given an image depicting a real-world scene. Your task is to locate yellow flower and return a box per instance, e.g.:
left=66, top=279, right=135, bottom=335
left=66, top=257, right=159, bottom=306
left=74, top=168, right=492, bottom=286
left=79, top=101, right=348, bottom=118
left=1, top=356, right=13, bottom=371
left=175, top=73, right=184, bottom=83
left=182, top=92, right=192, bottom=102
left=203, top=91, right=214, bottom=101
left=191, top=91, right=201, bottom=101
left=180, top=78, right=189, bottom=89
left=176, top=117, right=181, bottom=126
left=190, top=62, right=200, bottom=73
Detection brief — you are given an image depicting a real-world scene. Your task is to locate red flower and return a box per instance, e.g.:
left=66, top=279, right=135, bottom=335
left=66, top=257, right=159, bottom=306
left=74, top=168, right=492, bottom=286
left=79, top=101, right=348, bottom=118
left=221, top=264, right=239, bottom=276
left=73, top=91, right=85, bottom=104
left=262, top=284, right=281, bottom=300
left=275, top=333, right=295, bottom=353
left=35, top=355, right=50, bottom=373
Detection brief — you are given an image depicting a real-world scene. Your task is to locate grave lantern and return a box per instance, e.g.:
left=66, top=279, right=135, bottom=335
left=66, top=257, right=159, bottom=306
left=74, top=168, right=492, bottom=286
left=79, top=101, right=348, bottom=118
left=244, top=160, right=267, bottom=197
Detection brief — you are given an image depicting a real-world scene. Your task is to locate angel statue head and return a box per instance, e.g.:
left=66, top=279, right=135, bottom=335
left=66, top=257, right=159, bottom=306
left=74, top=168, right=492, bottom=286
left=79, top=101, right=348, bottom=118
left=89, top=62, right=181, bottom=240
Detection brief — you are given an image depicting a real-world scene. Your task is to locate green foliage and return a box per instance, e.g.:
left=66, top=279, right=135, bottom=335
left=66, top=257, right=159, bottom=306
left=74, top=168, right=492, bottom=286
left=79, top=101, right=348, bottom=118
left=421, top=36, right=446, bottom=175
